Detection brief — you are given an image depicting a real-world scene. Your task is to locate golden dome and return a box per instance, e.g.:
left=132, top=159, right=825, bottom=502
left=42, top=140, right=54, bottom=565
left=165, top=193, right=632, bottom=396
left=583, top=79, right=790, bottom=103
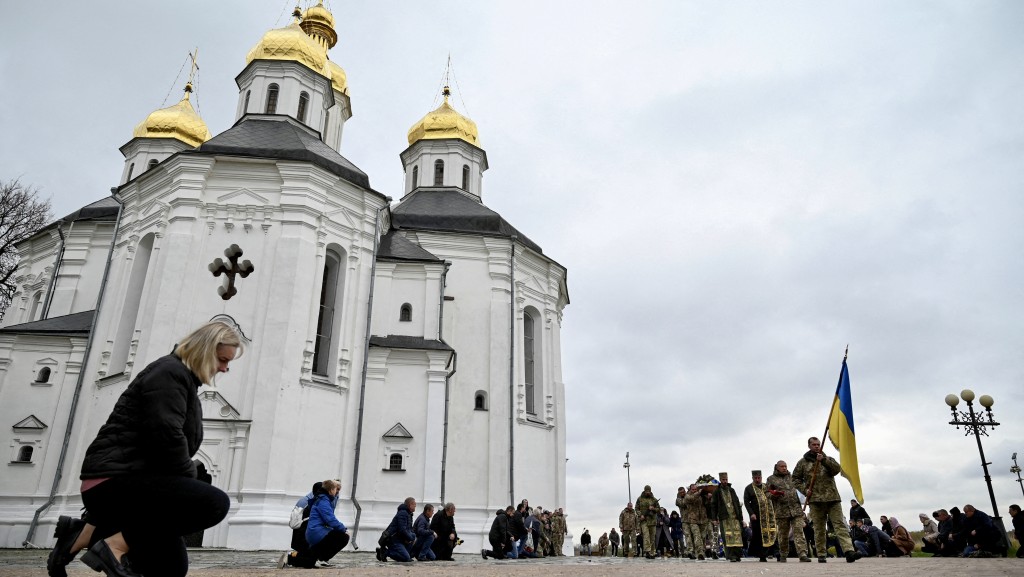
left=325, top=60, right=348, bottom=95
left=131, top=83, right=212, bottom=147
left=301, top=1, right=337, bottom=49
left=407, top=87, right=480, bottom=146
left=245, top=18, right=327, bottom=75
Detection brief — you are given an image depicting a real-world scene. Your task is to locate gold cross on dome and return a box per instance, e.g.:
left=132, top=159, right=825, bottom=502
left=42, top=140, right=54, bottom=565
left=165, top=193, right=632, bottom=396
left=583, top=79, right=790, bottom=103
left=208, top=244, right=255, bottom=300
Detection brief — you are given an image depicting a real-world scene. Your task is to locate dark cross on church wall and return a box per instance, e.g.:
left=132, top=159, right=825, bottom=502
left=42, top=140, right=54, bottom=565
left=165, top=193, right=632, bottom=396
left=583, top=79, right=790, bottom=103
left=208, top=244, right=254, bottom=300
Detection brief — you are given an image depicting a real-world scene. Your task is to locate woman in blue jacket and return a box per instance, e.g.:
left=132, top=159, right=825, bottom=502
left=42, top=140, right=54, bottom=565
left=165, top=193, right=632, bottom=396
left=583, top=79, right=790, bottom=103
left=304, top=480, right=349, bottom=567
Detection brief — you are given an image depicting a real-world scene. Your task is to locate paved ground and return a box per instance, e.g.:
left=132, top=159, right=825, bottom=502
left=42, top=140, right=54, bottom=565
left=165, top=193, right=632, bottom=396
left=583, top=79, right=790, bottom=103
left=0, top=549, right=1020, bottom=577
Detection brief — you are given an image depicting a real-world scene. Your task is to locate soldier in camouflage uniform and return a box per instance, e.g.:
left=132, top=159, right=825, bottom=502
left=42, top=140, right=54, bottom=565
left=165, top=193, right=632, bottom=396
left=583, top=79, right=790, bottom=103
left=791, top=437, right=859, bottom=563
left=549, top=508, right=566, bottom=556
left=635, top=485, right=660, bottom=559
left=538, top=510, right=553, bottom=557
left=618, top=502, right=638, bottom=558
left=679, top=484, right=709, bottom=559
left=766, top=460, right=811, bottom=562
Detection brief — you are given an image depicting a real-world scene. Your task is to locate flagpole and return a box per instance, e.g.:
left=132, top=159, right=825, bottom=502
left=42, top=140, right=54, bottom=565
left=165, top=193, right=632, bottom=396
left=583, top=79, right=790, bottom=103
left=802, top=346, right=848, bottom=513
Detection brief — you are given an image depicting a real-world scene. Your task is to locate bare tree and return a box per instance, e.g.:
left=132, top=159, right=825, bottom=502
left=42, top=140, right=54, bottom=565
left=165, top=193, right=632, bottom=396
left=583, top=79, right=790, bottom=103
left=0, top=179, right=53, bottom=320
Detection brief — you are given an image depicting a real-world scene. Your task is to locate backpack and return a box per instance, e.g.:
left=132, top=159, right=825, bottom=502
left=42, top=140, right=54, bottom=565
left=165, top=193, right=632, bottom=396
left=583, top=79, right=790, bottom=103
left=288, top=506, right=307, bottom=530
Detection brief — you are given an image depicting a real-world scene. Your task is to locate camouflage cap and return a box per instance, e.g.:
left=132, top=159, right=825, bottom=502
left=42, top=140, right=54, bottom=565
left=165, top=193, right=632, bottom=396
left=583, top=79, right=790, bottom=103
left=643, top=485, right=651, bottom=491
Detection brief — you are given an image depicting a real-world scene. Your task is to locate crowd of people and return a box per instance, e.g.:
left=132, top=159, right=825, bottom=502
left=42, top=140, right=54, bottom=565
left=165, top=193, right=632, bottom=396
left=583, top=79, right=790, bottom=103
left=602, top=437, right=1020, bottom=563
left=481, top=501, right=569, bottom=560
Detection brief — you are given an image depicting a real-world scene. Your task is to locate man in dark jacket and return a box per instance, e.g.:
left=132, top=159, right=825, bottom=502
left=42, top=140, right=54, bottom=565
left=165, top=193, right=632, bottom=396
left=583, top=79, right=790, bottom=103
left=410, top=503, right=436, bottom=561
left=849, top=500, right=870, bottom=525
left=1009, top=505, right=1023, bottom=558
left=961, top=505, right=1001, bottom=555
left=509, top=503, right=528, bottom=558
left=379, top=498, right=417, bottom=562
left=483, top=507, right=515, bottom=559
left=429, top=503, right=459, bottom=561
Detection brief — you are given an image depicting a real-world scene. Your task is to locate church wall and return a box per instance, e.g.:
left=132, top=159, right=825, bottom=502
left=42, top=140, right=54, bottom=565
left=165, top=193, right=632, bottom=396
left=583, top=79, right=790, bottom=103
left=1, top=230, right=60, bottom=327
left=47, top=221, right=115, bottom=319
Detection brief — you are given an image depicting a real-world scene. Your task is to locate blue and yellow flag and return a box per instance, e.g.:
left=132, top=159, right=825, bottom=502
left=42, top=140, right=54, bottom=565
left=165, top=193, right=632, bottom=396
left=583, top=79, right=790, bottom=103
left=827, top=357, right=864, bottom=503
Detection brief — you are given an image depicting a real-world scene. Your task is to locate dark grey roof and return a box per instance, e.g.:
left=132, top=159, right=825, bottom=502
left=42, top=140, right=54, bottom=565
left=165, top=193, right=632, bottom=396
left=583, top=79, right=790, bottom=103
left=390, top=188, right=543, bottom=253
left=185, top=115, right=373, bottom=191
left=0, top=310, right=95, bottom=335
left=377, top=231, right=442, bottom=263
left=369, top=335, right=453, bottom=352
left=61, top=196, right=120, bottom=223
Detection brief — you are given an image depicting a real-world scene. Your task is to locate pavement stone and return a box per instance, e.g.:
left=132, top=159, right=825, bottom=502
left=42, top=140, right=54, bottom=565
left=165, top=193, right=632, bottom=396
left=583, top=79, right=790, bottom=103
left=0, top=548, right=1020, bottom=577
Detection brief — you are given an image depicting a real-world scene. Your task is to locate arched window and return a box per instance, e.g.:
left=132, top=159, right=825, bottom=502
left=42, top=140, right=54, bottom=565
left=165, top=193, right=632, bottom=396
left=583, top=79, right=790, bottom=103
left=411, top=166, right=419, bottom=189
left=35, top=367, right=51, bottom=383
left=524, top=309, right=538, bottom=415
left=265, top=84, right=279, bottom=114
left=313, top=248, right=345, bottom=377
left=389, top=453, right=404, bottom=471
left=399, top=303, right=412, bottom=322
left=434, top=159, right=444, bottom=185
left=126, top=163, right=135, bottom=182
left=297, top=91, right=309, bottom=122
left=243, top=90, right=251, bottom=114
left=462, top=165, right=470, bottom=190
left=17, top=446, right=33, bottom=462
left=147, top=159, right=158, bottom=171
left=28, top=291, right=43, bottom=321
left=475, top=390, right=488, bottom=411
left=108, top=233, right=154, bottom=376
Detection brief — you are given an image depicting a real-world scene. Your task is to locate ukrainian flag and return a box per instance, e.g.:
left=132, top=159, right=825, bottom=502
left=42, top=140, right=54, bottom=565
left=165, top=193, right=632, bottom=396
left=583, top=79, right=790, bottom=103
left=827, top=357, right=864, bottom=503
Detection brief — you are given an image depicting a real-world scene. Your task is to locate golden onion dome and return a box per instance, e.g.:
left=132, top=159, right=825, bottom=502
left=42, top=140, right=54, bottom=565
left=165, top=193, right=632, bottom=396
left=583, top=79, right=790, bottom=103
left=325, top=60, right=348, bottom=95
left=407, top=87, right=480, bottom=146
left=131, top=83, right=212, bottom=147
left=301, top=1, right=337, bottom=50
left=245, top=14, right=327, bottom=75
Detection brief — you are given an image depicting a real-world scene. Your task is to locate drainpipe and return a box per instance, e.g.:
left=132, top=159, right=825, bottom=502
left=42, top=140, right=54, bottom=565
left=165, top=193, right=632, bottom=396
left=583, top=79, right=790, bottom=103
left=24, top=192, right=124, bottom=547
left=438, top=262, right=455, bottom=503
left=41, top=220, right=67, bottom=320
left=508, top=236, right=516, bottom=506
left=349, top=200, right=389, bottom=548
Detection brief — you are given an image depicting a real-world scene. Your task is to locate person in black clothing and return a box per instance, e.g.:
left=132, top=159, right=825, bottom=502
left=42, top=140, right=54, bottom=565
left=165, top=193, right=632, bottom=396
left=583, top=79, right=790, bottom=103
left=483, top=507, right=516, bottom=559
left=48, top=322, right=240, bottom=577
left=849, top=500, right=870, bottom=525
left=1009, top=505, right=1023, bottom=558
left=510, top=503, right=529, bottom=557
left=961, top=505, right=1002, bottom=556
left=879, top=516, right=892, bottom=537
left=429, top=503, right=459, bottom=560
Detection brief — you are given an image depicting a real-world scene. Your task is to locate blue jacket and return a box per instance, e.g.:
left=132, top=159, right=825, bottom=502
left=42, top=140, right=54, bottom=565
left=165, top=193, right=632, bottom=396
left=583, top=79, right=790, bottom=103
left=305, top=494, right=347, bottom=547
left=386, top=503, right=416, bottom=544
left=414, top=513, right=433, bottom=538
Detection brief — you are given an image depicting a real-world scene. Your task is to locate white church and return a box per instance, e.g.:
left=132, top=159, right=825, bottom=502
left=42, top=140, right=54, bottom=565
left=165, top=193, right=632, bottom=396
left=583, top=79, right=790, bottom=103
left=0, top=2, right=570, bottom=552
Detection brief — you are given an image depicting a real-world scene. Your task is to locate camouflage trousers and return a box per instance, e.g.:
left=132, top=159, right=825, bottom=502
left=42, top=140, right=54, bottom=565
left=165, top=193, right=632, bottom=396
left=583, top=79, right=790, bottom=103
left=641, top=524, right=657, bottom=556
left=776, top=514, right=809, bottom=559
left=551, top=534, right=564, bottom=556
left=683, top=523, right=704, bottom=557
left=620, top=530, right=636, bottom=557
left=809, top=501, right=853, bottom=558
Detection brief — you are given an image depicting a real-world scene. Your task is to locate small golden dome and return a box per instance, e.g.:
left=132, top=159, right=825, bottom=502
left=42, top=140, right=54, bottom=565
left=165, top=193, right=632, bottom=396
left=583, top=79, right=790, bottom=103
left=245, top=20, right=327, bottom=75
left=325, top=60, right=348, bottom=95
left=301, top=1, right=337, bottom=49
left=131, top=83, right=212, bottom=147
left=407, top=87, right=480, bottom=146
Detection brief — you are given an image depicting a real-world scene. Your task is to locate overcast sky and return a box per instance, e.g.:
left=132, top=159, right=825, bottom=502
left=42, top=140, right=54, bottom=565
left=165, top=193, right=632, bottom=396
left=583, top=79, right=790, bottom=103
left=3, top=1, right=1023, bottom=541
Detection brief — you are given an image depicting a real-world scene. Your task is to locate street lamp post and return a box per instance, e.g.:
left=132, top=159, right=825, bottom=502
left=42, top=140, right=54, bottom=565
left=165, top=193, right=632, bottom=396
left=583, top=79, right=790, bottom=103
left=623, top=452, right=632, bottom=504
left=1012, top=453, right=1024, bottom=499
left=944, top=389, right=1010, bottom=555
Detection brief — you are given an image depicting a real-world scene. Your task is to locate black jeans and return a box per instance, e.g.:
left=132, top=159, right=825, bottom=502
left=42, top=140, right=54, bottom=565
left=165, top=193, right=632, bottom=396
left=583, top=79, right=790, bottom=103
left=82, top=475, right=229, bottom=577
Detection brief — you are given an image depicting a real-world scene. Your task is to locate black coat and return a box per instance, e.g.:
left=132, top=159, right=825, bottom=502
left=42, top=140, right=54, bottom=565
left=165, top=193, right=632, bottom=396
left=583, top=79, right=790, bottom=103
left=81, top=354, right=203, bottom=479
left=489, top=513, right=511, bottom=543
